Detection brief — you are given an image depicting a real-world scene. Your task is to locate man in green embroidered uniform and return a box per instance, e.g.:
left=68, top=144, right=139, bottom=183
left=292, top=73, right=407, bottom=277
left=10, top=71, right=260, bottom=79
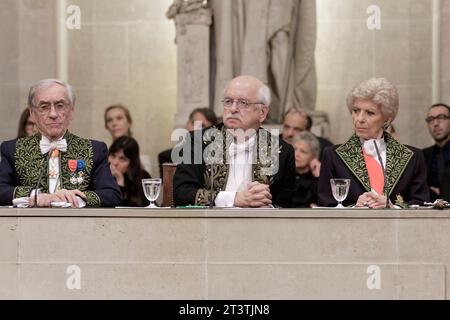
left=0, top=79, right=121, bottom=208
left=173, top=75, right=296, bottom=208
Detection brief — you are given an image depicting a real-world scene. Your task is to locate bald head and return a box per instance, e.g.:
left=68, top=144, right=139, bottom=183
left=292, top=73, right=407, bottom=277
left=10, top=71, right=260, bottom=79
left=224, top=75, right=271, bottom=107
left=222, top=75, right=270, bottom=131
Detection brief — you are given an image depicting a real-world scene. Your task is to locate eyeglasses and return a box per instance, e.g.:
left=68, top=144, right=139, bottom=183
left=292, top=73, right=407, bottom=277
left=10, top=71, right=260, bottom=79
left=425, top=114, right=450, bottom=123
left=34, top=101, right=70, bottom=114
left=221, top=98, right=263, bottom=110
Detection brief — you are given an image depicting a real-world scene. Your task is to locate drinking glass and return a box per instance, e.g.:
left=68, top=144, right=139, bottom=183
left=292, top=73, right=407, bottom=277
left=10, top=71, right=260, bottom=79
left=330, top=178, right=351, bottom=208
left=142, top=178, right=162, bottom=208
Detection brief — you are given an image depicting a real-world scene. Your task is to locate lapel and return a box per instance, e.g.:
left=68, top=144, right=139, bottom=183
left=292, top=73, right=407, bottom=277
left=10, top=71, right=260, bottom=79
left=15, top=134, right=49, bottom=192
left=15, top=132, right=95, bottom=192
left=59, top=131, right=94, bottom=191
left=336, top=134, right=371, bottom=192
left=336, top=133, right=413, bottom=195
left=384, top=132, right=413, bottom=196
left=202, top=125, right=277, bottom=191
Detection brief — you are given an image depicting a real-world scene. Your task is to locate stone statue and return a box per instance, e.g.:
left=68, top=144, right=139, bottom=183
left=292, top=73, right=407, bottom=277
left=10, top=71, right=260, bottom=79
left=166, top=0, right=208, bottom=19
left=166, top=0, right=213, bottom=128
left=167, top=0, right=317, bottom=124
left=210, top=0, right=317, bottom=123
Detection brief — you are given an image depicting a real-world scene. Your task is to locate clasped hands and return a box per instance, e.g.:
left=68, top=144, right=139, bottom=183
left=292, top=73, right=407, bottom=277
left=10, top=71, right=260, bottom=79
left=234, top=181, right=272, bottom=208
left=28, top=189, right=86, bottom=208
left=355, top=190, right=392, bottom=209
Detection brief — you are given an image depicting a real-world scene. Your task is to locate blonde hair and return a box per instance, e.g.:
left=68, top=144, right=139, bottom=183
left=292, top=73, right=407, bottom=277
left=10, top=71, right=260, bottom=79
left=346, top=78, right=399, bottom=120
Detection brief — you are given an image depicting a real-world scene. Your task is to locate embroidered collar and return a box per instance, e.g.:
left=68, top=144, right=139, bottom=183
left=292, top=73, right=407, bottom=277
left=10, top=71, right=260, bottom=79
left=336, top=132, right=413, bottom=195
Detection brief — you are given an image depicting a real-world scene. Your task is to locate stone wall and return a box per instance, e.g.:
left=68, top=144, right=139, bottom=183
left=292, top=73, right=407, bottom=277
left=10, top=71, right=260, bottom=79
left=66, top=0, right=177, bottom=177
left=1, top=0, right=448, bottom=164
left=0, top=0, right=56, bottom=141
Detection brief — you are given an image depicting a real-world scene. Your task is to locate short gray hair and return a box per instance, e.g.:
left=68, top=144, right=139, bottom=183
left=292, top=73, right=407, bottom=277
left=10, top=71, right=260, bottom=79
left=292, top=131, right=320, bottom=158
left=257, top=83, right=271, bottom=107
left=346, top=78, right=399, bottom=120
left=222, top=77, right=272, bottom=107
left=28, top=79, right=76, bottom=108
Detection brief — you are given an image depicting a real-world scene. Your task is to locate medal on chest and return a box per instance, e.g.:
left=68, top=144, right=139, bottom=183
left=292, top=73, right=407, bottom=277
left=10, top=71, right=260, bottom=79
left=68, top=159, right=86, bottom=185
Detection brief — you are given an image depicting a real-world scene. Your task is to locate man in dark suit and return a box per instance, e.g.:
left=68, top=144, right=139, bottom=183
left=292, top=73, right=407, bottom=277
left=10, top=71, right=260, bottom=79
left=173, top=75, right=295, bottom=208
left=0, top=79, right=121, bottom=208
left=422, top=103, right=450, bottom=201
left=280, top=107, right=333, bottom=161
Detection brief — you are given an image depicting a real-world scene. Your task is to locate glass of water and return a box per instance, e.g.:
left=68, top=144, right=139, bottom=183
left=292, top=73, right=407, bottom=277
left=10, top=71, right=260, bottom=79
left=142, top=178, right=162, bottom=208
left=330, top=178, right=351, bottom=208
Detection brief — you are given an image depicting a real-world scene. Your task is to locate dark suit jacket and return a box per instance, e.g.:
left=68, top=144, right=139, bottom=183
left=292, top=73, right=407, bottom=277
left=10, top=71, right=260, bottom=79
left=158, top=148, right=173, bottom=178
left=317, top=136, right=333, bottom=161
left=318, top=133, right=429, bottom=207
left=0, top=132, right=122, bottom=207
left=174, top=125, right=296, bottom=208
left=422, top=141, right=450, bottom=201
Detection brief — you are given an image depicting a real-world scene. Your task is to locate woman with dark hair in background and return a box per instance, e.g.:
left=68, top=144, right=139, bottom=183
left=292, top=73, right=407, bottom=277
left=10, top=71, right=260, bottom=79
left=108, top=136, right=151, bottom=207
left=17, top=109, right=38, bottom=138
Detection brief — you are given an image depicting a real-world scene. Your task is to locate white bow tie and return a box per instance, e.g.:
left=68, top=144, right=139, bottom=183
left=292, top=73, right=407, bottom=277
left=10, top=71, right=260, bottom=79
left=40, top=136, right=67, bottom=154
left=229, top=135, right=256, bottom=158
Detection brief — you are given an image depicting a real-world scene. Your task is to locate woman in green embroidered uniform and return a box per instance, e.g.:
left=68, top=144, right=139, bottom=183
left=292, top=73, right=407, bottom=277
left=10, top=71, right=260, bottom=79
left=318, top=78, right=429, bottom=208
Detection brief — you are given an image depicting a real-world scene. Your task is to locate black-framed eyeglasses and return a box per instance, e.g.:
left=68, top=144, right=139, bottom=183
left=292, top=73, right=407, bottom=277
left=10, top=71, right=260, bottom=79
left=425, top=114, right=450, bottom=123
left=221, top=98, right=263, bottom=110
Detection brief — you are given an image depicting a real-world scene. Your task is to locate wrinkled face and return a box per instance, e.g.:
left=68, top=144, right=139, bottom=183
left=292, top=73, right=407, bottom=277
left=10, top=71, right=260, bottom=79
left=426, top=106, right=450, bottom=143
left=222, top=81, right=268, bottom=131
left=294, top=140, right=314, bottom=171
left=186, top=112, right=212, bottom=131
left=351, top=99, right=388, bottom=140
left=105, top=108, right=131, bottom=140
left=108, top=149, right=130, bottom=174
left=282, top=113, right=308, bottom=144
left=29, top=84, right=74, bottom=140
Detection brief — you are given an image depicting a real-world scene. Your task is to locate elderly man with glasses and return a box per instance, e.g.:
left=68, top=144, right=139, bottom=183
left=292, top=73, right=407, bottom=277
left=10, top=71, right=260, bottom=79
left=0, top=79, right=121, bottom=208
left=173, top=75, right=295, bottom=208
left=423, top=103, right=450, bottom=201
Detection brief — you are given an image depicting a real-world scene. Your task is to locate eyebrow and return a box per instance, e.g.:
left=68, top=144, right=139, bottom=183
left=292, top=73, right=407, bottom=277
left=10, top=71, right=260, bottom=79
left=427, top=113, right=448, bottom=117
left=37, top=99, right=67, bottom=105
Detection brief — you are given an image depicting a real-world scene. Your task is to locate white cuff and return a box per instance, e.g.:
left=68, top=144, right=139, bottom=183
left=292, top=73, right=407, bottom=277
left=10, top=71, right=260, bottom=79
left=29, top=189, right=41, bottom=197
left=214, top=191, right=236, bottom=207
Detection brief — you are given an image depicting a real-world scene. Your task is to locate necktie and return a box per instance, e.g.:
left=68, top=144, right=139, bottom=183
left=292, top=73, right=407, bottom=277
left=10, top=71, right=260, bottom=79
left=363, top=149, right=384, bottom=195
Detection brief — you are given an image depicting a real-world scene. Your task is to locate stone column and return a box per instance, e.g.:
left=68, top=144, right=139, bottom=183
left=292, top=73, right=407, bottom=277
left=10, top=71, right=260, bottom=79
left=172, top=8, right=212, bottom=128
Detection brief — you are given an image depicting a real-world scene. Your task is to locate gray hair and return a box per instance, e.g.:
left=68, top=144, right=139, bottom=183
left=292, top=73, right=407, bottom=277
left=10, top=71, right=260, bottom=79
left=222, top=77, right=272, bottom=108
left=28, top=79, right=76, bottom=108
left=346, top=78, right=399, bottom=120
left=257, top=83, right=271, bottom=107
left=292, top=131, right=320, bottom=158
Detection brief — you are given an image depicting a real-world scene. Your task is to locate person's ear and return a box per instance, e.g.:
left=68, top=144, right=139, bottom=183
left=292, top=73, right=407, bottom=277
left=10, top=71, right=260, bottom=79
left=68, top=105, right=75, bottom=121
left=28, top=108, right=35, bottom=122
left=259, top=105, right=269, bottom=123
